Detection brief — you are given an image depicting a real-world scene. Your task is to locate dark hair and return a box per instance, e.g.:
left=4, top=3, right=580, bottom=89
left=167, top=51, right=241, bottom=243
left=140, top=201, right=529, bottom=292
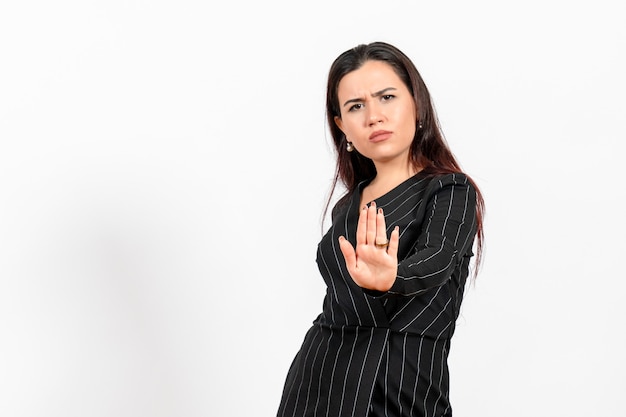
left=323, top=41, right=485, bottom=272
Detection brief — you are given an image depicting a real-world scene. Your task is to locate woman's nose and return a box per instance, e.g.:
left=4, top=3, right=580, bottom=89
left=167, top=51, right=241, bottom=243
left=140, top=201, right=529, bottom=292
left=367, top=103, right=383, bottom=125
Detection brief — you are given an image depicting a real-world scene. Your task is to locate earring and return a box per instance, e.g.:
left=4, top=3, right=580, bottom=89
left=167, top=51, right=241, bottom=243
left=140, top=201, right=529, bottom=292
left=346, top=141, right=354, bottom=152
left=418, top=121, right=423, bottom=129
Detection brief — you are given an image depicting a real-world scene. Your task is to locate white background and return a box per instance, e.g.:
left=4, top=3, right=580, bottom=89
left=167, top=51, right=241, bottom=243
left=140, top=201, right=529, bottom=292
left=1, top=1, right=625, bottom=416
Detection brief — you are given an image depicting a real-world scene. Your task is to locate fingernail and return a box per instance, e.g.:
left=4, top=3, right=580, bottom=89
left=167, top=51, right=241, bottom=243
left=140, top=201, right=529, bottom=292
left=378, top=208, right=383, bottom=214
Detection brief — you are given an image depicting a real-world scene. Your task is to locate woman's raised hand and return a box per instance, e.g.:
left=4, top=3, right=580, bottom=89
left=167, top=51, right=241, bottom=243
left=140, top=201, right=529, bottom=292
left=338, top=201, right=399, bottom=292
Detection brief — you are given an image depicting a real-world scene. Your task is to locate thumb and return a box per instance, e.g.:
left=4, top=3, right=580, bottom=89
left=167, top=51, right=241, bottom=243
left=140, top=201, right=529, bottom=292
left=338, top=236, right=356, bottom=267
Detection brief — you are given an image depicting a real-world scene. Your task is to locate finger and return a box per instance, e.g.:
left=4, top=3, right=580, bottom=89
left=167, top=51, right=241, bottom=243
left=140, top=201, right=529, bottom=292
left=387, top=226, right=400, bottom=259
left=366, top=201, right=377, bottom=245
left=355, top=205, right=368, bottom=245
left=376, top=207, right=388, bottom=245
left=338, top=236, right=357, bottom=268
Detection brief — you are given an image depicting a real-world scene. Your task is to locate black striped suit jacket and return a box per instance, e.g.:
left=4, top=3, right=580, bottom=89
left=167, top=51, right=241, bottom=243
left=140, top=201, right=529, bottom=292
left=278, top=172, right=478, bottom=417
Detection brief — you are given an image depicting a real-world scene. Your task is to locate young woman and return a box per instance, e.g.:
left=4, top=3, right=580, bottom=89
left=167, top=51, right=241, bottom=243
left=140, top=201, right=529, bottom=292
left=277, top=41, right=485, bottom=417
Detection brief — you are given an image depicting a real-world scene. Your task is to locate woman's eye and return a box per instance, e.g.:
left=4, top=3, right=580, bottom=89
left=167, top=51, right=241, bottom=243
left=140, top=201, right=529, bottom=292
left=348, top=103, right=363, bottom=112
left=381, top=94, right=395, bottom=101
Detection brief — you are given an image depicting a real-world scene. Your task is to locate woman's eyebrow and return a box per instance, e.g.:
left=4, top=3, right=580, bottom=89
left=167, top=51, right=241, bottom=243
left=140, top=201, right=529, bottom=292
left=342, top=87, right=397, bottom=108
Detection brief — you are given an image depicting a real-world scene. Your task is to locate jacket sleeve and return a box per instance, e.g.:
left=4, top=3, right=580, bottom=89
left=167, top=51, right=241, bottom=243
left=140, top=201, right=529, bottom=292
left=388, top=173, right=478, bottom=296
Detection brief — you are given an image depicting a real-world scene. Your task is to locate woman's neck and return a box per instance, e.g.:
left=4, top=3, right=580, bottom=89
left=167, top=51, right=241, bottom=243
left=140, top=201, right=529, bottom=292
left=360, top=161, right=421, bottom=206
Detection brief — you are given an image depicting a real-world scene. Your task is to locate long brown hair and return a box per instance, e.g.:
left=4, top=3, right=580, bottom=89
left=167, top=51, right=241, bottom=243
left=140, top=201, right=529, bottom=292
left=323, top=41, right=485, bottom=271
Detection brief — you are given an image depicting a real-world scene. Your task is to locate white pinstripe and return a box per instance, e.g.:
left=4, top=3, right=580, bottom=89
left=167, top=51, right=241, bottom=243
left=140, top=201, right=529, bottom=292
left=325, top=326, right=345, bottom=417
left=314, top=329, right=334, bottom=415
left=409, top=337, right=424, bottom=417
left=397, top=333, right=408, bottom=416
left=302, top=331, right=325, bottom=417
left=423, top=324, right=452, bottom=417
left=350, top=328, right=375, bottom=417
left=337, top=326, right=359, bottom=417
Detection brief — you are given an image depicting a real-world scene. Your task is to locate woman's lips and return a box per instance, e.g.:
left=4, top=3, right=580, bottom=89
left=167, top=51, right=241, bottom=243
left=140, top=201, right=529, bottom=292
left=369, top=130, right=392, bottom=142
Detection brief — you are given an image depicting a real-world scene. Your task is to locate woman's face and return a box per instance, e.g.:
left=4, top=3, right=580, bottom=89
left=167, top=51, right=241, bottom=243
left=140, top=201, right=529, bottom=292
left=334, top=60, right=417, bottom=168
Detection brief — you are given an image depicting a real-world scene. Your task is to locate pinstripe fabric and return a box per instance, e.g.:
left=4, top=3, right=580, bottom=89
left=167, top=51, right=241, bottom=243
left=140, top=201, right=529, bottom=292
left=278, top=172, right=478, bottom=417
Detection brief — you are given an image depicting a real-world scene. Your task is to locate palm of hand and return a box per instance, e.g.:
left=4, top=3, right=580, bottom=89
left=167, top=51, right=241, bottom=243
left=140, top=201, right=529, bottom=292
left=338, top=202, right=399, bottom=292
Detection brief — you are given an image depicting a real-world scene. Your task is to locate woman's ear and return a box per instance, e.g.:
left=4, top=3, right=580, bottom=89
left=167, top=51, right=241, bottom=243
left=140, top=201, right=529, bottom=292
left=334, top=115, right=344, bottom=132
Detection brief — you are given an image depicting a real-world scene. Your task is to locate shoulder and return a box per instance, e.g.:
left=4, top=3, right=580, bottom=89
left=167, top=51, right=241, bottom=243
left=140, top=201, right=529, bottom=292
left=424, top=171, right=473, bottom=190
left=422, top=172, right=477, bottom=202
